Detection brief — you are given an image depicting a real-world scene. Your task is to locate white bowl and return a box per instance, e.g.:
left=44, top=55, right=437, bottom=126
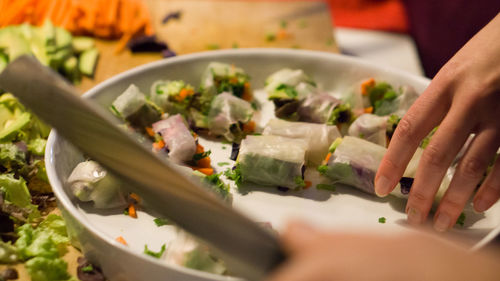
left=45, top=49, right=500, bottom=281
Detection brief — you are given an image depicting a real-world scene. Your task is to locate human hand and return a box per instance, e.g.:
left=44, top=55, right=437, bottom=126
left=265, top=222, right=500, bottom=281
left=375, top=13, right=500, bottom=231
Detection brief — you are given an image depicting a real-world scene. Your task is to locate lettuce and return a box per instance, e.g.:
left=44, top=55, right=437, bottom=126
left=0, top=173, right=40, bottom=221
left=25, top=257, right=74, bottom=281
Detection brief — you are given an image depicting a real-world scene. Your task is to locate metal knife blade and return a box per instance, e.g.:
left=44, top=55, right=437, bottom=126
left=0, top=56, right=285, bottom=280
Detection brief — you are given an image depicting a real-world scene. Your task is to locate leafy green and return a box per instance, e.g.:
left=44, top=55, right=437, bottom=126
left=25, top=257, right=73, bottom=281
left=456, top=213, right=466, bottom=227
left=204, top=173, right=230, bottom=200
left=153, top=218, right=170, bottom=227
left=27, top=138, right=47, bottom=156
left=193, top=150, right=211, bottom=161
left=276, top=84, right=298, bottom=99
left=0, top=241, right=18, bottom=263
left=144, top=244, right=166, bottom=259
left=294, top=176, right=306, bottom=188
left=378, top=217, right=386, bottom=224
left=0, top=143, right=25, bottom=171
left=224, top=164, right=242, bottom=188
left=327, top=104, right=352, bottom=125
left=81, top=265, right=94, bottom=273
left=0, top=173, right=40, bottom=221
left=217, top=162, right=230, bottom=167
left=317, top=165, right=328, bottom=175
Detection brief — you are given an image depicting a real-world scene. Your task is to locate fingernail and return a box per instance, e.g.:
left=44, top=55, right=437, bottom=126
left=375, top=175, right=391, bottom=197
left=407, top=207, right=423, bottom=225
left=434, top=212, right=451, bottom=232
left=473, top=199, right=488, bottom=213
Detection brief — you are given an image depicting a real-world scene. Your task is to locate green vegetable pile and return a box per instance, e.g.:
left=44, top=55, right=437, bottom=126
left=0, top=21, right=99, bottom=84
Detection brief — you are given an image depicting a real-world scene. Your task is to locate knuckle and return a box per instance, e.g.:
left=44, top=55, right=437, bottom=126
left=409, top=189, right=430, bottom=205
left=422, top=143, right=448, bottom=168
left=459, top=156, right=486, bottom=178
left=439, top=196, right=465, bottom=213
left=394, top=117, right=416, bottom=145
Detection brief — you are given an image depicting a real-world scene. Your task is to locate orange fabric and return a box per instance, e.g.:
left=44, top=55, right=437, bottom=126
left=328, top=0, right=409, bottom=33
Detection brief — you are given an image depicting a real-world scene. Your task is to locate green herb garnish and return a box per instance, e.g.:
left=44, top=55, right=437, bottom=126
left=265, top=33, right=276, bottom=42
left=317, top=165, right=328, bottom=175
left=217, top=162, right=230, bottom=167
left=456, top=213, right=466, bottom=227
left=294, top=176, right=306, bottom=188
left=276, top=84, right=298, bottom=98
left=280, top=20, right=288, bottom=28
left=144, top=244, right=166, bottom=259
left=193, top=150, right=211, bottom=161
left=316, top=184, right=336, bottom=192
left=153, top=218, right=170, bottom=227
left=82, top=265, right=94, bottom=273
left=206, top=44, right=220, bottom=50
left=378, top=217, right=386, bottom=223
left=224, top=164, right=242, bottom=188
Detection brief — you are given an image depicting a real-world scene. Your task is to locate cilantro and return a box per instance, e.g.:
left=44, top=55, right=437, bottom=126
left=204, top=173, right=230, bottom=199
left=456, top=212, right=466, bottom=227
left=317, top=165, right=328, bottom=175
left=291, top=45, right=301, bottom=49
left=144, top=244, right=166, bottom=259
left=193, top=150, right=211, bottom=161
left=294, top=176, right=306, bottom=188
left=206, top=44, right=220, bottom=50
left=153, top=218, right=170, bottom=227
left=276, top=84, right=298, bottom=98
left=232, top=42, right=239, bottom=49
left=251, top=101, right=259, bottom=110
left=221, top=146, right=227, bottom=150
left=326, top=38, right=334, bottom=46
left=224, top=164, right=242, bottom=188
left=123, top=208, right=129, bottom=216
left=265, top=33, right=276, bottom=42
left=316, top=184, right=336, bottom=192
left=81, top=264, right=94, bottom=272
left=280, top=20, right=288, bottom=28
left=299, top=19, right=308, bottom=28
left=378, top=217, right=386, bottom=224
left=217, top=162, right=230, bottom=167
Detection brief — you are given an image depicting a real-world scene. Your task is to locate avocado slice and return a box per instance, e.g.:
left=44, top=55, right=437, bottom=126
left=78, top=48, right=99, bottom=77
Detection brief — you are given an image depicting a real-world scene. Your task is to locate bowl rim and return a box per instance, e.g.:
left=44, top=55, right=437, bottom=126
left=46, top=48, right=498, bottom=279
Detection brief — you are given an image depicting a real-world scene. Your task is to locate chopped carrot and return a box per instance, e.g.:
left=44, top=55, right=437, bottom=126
left=191, top=132, right=198, bottom=139
left=194, top=167, right=214, bottom=176
left=129, top=192, right=141, bottom=203
left=175, top=88, right=194, bottom=102
left=196, top=156, right=211, bottom=168
left=127, top=203, right=137, bottom=218
left=364, top=106, right=374, bottom=114
left=145, top=127, right=155, bottom=137
left=242, top=120, right=256, bottom=134
left=241, top=82, right=252, bottom=101
left=361, top=78, right=375, bottom=96
left=276, top=28, right=289, bottom=40
left=324, top=152, right=332, bottom=163
left=114, top=32, right=132, bottom=54
left=196, top=143, right=204, bottom=154
left=304, top=180, right=312, bottom=189
left=116, top=236, right=128, bottom=245
left=229, top=77, right=239, bottom=84
left=153, top=140, right=165, bottom=150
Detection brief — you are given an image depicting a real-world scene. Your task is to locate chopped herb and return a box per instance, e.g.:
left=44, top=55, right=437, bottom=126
left=217, top=162, right=230, bottom=167
left=359, top=133, right=365, bottom=139
left=123, top=208, right=129, bottom=216
left=276, top=84, right=298, bottom=98
left=221, top=140, right=232, bottom=145
left=222, top=146, right=227, bottom=150
left=280, top=20, right=288, bottom=28
left=294, top=176, right=306, bottom=188
left=378, top=217, right=386, bottom=223
left=327, top=104, right=352, bottom=125
left=251, top=101, right=259, bottom=110
left=456, top=213, right=466, bottom=226
left=206, top=44, right=220, bottom=50
left=204, top=172, right=230, bottom=199
left=326, top=38, right=334, bottom=46
left=224, top=164, right=242, bottom=188
left=144, top=244, right=166, bottom=259
left=153, top=218, right=170, bottom=227
left=299, top=19, right=308, bottom=28
left=81, top=265, right=94, bottom=273
left=232, top=42, right=239, bottom=49
left=328, top=138, right=342, bottom=153
left=317, top=165, right=328, bottom=175
left=316, top=184, right=336, bottom=191
left=291, top=45, right=301, bottom=49
left=265, top=33, right=276, bottom=42
left=193, top=150, right=211, bottom=161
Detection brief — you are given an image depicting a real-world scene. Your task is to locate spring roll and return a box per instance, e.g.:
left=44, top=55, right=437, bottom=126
left=207, top=92, right=254, bottom=142
left=237, top=135, right=307, bottom=189
left=262, top=119, right=341, bottom=166
left=152, top=114, right=197, bottom=164
left=348, top=114, right=401, bottom=147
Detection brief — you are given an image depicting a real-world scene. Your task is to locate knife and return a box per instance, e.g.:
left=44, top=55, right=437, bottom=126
left=0, top=56, right=285, bottom=280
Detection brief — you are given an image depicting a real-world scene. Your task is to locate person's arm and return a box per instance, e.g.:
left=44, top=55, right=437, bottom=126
left=375, top=12, right=500, bottom=232
left=265, top=222, right=500, bottom=281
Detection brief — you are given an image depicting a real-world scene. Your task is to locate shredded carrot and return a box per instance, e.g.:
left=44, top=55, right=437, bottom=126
left=361, top=78, right=375, bottom=96
left=241, top=82, right=252, bottom=101
left=116, top=236, right=128, bottom=245
left=191, top=132, right=198, bottom=139
left=276, top=28, right=289, bottom=40
left=324, top=152, right=332, bottom=163
left=145, top=127, right=155, bottom=137
left=175, top=88, right=194, bottom=102
left=129, top=192, right=141, bottom=203
left=127, top=203, right=137, bottom=218
left=196, top=156, right=211, bottom=168
left=194, top=167, right=214, bottom=176
left=304, top=180, right=312, bottom=189
left=153, top=140, right=165, bottom=150
left=242, top=121, right=256, bottom=134
left=196, top=143, right=204, bottom=154
left=364, top=106, right=374, bottom=114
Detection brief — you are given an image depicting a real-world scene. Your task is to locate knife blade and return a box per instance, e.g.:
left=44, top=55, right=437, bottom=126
left=0, top=56, right=285, bottom=280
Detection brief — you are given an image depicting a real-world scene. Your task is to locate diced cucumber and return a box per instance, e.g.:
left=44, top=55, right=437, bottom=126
left=72, top=36, right=95, bottom=54
left=78, top=48, right=99, bottom=77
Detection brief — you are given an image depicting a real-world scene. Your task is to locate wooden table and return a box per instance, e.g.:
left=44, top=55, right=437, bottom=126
left=1, top=1, right=338, bottom=279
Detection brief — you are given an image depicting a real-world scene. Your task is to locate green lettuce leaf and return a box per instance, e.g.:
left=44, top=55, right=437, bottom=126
left=25, top=256, right=73, bottom=281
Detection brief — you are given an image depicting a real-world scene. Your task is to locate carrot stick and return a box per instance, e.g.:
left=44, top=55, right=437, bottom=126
left=196, top=156, right=211, bottom=168
left=194, top=168, right=214, bottom=176
left=128, top=203, right=137, bottom=218
left=0, top=0, right=32, bottom=26
left=364, top=106, right=374, bottom=114
left=361, top=78, right=375, bottom=96
left=324, top=152, right=332, bottom=163
left=241, top=82, right=252, bottom=101
left=129, top=192, right=141, bottom=203
left=196, top=144, right=204, bottom=154
left=53, top=0, right=69, bottom=26
left=153, top=140, right=165, bottom=150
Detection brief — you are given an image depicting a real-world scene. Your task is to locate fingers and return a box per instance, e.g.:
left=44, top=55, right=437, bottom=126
left=375, top=84, right=451, bottom=197
left=433, top=129, right=499, bottom=231
left=473, top=153, right=500, bottom=212
left=405, top=105, right=474, bottom=225
left=280, top=221, right=320, bottom=254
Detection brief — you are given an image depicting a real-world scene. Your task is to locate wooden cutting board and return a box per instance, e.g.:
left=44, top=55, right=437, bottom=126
left=78, top=0, right=338, bottom=92
left=0, top=1, right=337, bottom=280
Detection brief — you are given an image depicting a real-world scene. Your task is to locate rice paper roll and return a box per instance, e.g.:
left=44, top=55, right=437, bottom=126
left=319, top=136, right=423, bottom=198
left=199, top=62, right=251, bottom=113
left=149, top=80, right=195, bottom=113
left=67, top=160, right=127, bottom=209
left=238, top=135, right=307, bottom=189
left=262, top=119, right=341, bottom=166
left=375, top=85, right=419, bottom=117
left=207, top=92, right=254, bottom=142
left=297, top=93, right=353, bottom=129
left=111, top=84, right=161, bottom=132
left=348, top=114, right=401, bottom=147
left=152, top=114, right=196, bottom=164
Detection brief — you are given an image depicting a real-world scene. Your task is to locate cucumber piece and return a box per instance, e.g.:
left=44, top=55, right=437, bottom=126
left=63, top=56, right=80, bottom=84
left=72, top=36, right=95, bottom=54
left=78, top=48, right=99, bottom=77
left=55, top=27, right=72, bottom=50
